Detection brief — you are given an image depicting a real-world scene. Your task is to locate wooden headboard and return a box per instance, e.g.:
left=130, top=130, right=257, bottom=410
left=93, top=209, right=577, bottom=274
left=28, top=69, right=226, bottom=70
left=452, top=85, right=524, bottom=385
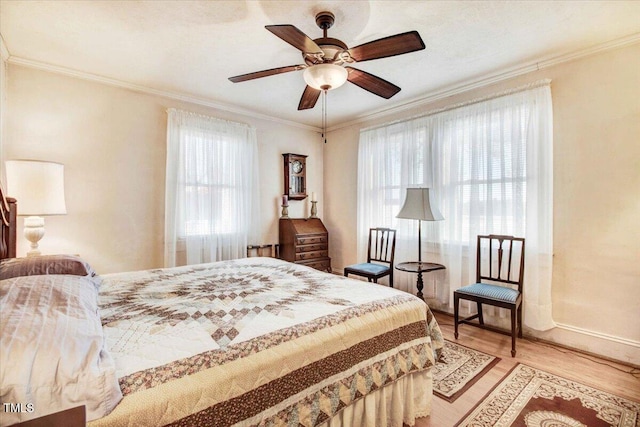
left=0, top=182, right=17, bottom=260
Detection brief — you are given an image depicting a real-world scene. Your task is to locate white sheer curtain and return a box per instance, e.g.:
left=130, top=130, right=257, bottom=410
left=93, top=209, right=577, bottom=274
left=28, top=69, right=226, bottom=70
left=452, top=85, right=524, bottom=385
left=357, top=82, right=554, bottom=331
left=165, top=108, right=259, bottom=267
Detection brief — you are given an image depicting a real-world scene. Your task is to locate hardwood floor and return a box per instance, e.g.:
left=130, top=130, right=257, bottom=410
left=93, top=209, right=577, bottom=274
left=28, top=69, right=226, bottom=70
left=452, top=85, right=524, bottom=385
left=416, top=311, right=640, bottom=427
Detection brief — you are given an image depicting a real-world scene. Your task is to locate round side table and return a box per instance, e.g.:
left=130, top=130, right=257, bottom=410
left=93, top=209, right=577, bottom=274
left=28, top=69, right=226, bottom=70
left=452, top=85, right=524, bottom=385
left=396, top=261, right=446, bottom=300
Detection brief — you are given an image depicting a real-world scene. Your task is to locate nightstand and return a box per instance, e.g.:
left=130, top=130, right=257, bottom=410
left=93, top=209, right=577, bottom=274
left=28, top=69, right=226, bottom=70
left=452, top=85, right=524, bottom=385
left=11, top=405, right=85, bottom=427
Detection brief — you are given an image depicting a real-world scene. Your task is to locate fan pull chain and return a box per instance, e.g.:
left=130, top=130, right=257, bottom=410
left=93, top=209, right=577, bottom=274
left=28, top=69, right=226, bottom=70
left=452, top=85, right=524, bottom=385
left=322, top=89, right=328, bottom=144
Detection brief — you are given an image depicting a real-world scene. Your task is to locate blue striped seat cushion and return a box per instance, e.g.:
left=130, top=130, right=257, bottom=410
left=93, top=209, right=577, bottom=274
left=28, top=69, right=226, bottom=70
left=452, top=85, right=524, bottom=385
left=456, top=283, right=520, bottom=303
left=345, top=263, right=389, bottom=276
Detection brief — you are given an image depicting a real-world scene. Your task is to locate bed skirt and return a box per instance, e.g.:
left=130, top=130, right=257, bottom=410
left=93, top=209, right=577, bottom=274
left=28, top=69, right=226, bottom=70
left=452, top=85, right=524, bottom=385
left=322, top=370, right=433, bottom=427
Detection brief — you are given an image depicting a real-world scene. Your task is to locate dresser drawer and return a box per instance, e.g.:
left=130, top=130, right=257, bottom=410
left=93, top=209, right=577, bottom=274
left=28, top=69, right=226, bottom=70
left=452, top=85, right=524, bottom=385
left=295, top=243, right=327, bottom=253
left=296, top=234, right=327, bottom=245
left=295, top=250, right=328, bottom=261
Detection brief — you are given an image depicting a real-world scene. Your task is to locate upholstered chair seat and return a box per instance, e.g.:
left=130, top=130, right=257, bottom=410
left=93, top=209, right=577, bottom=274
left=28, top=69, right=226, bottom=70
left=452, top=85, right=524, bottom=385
left=455, top=283, right=520, bottom=303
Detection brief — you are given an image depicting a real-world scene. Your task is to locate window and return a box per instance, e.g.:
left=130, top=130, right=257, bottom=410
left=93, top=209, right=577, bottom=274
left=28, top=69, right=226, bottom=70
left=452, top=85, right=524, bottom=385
left=180, top=131, right=251, bottom=237
left=165, top=109, right=259, bottom=266
left=438, top=104, right=528, bottom=241
left=357, top=82, right=554, bottom=331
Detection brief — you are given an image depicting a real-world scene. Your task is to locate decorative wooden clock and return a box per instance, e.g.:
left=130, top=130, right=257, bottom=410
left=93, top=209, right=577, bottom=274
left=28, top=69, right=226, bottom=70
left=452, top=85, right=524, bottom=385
left=283, top=153, right=307, bottom=200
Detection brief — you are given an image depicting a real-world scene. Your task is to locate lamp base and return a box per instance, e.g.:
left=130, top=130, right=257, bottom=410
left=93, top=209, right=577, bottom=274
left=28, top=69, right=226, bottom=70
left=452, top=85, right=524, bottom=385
left=24, top=216, right=45, bottom=257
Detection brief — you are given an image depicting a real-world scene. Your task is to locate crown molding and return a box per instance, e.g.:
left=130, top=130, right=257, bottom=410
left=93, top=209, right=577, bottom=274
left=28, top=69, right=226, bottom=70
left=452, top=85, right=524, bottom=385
left=329, top=32, right=640, bottom=131
left=4, top=32, right=639, bottom=134
left=6, top=56, right=321, bottom=132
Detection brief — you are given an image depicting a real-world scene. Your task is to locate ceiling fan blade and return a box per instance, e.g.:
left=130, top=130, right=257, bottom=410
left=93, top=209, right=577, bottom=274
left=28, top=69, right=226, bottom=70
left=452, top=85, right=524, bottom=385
left=228, top=65, right=304, bottom=83
left=266, top=25, right=323, bottom=54
left=298, top=86, right=321, bottom=110
left=349, top=31, right=425, bottom=62
left=346, top=67, right=401, bottom=99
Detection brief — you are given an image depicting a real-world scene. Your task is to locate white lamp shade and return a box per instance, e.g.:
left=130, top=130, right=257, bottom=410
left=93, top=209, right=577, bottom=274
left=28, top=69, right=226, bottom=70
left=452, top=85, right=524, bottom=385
left=396, top=188, right=443, bottom=221
left=5, top=160, right=67, bottom=216
left=303, top=64, right=348, bottom=91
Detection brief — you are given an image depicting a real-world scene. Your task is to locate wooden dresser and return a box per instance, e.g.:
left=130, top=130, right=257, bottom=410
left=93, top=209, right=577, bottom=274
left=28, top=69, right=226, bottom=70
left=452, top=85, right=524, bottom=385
left=279, top=218, right=331, bottom=272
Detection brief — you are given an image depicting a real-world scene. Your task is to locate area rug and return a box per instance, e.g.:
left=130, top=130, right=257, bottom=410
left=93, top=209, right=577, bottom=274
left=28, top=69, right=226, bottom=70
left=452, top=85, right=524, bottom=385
left=433, top=340, right=500, bottom=402
left=455, top=363, right=640, bottom=427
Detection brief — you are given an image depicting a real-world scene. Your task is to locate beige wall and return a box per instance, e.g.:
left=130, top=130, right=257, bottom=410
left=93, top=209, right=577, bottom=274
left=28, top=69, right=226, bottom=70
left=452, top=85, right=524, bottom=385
left=0, top=42, right=7, bottom=168
left=324, top=43, right=640, bottom=364
left=3, top=64, right=323, bottom=273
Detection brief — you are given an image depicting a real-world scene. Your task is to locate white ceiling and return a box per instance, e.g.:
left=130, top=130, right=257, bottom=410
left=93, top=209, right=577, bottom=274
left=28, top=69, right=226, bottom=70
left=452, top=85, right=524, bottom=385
left=1, top=0, right=639, bottom=129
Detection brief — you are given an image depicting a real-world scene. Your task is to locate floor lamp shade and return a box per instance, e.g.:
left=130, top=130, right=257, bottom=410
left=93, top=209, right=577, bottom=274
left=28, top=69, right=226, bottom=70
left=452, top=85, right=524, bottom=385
left=5, top=160, right=67, bottom=256
left=396, top=188, right=443, bottom=221
left=396, top=188, right=443, bottom=263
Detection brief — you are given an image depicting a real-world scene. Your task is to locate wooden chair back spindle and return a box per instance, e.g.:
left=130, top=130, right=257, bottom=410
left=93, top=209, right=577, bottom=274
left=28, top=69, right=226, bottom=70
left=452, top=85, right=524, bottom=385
left=369, top=228, right=395, bottom=264
left=477, top=234, right=525, bottom=291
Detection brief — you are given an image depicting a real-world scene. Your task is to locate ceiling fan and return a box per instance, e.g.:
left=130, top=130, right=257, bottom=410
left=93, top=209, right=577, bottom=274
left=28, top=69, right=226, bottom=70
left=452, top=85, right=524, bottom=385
left=228, top=11, right=425, bottom=110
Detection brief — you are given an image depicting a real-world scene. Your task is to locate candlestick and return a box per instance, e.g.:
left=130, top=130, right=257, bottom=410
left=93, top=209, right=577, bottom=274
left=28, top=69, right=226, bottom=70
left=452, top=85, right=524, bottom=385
left=309, top=200, right=318, bottom=219
left=281, top=204, right=289, bottom=219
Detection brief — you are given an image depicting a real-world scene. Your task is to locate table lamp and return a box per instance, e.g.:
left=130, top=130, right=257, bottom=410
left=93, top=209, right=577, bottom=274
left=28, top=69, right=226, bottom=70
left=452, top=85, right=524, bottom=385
left=396, top=187, right=443, bottom=264
left=5, top=160, right=67, bottom=256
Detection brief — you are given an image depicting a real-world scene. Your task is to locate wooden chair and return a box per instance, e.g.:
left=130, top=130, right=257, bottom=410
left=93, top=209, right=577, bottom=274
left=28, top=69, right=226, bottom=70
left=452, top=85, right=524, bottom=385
left=454, top=234, right=525, bottom=357
left=246, top=244, right=280, bottom=258
left=344, top=228, right=397, bottom=287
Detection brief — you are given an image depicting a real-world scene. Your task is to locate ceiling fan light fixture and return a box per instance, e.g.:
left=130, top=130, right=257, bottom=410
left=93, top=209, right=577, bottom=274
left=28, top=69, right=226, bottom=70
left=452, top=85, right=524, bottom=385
left=303, top=64, right=348, bottom=91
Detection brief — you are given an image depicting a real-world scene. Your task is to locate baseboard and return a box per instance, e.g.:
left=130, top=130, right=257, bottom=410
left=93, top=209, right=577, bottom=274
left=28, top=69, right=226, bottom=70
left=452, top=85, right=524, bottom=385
left=530, top=322, right=640, bottom=368
left=432, top=309, right=640, bottom=368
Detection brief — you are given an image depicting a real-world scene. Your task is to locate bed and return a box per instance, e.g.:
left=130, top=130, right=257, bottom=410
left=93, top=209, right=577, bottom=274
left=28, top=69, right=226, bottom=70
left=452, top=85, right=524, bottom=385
left=0, top=185, right=443, bottom=427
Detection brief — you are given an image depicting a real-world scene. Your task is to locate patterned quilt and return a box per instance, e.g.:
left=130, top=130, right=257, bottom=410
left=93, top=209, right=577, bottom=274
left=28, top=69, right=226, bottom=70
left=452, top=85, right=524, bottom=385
left=92, top=257, right=444, bottom=426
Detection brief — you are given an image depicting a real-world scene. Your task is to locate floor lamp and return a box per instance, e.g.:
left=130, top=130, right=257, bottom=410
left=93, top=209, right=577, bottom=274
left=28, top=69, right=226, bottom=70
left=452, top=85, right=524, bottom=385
left=396, top=188, right=444, bottom=298
left=5, top=160, right=67, bottom=256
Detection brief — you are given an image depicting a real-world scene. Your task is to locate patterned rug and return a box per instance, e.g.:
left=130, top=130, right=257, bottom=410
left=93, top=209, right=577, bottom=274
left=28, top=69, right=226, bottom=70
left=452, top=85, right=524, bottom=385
left=433, top=340, right=500, bottom=402
left=455, top=363, right=640, bottom=427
